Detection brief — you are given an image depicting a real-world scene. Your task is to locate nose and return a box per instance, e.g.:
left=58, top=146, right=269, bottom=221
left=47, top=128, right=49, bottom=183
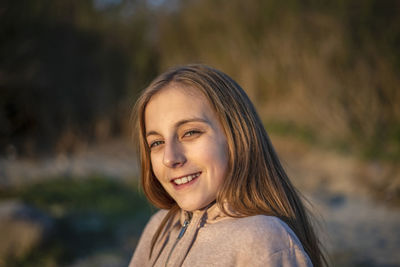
left=163, top=140, right=186, bottom=168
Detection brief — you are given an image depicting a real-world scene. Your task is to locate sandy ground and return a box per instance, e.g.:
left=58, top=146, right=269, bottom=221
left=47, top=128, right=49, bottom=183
left=273, top=135, right=400, bottom=266
left=1, top=137, right=399, bottom=266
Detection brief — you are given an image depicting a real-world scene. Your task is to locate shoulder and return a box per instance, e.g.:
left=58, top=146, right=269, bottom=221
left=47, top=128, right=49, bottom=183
left=212, top=215, right=312, bottom=265
left=212, top=215, right=308, bottom=258
left=128, top=209, right=168, bottom=267
left=236, top=215, right=301, bottom=244
left=134, top=209, right=169, bottom=241
left=144, top=209, right=169, bottom=233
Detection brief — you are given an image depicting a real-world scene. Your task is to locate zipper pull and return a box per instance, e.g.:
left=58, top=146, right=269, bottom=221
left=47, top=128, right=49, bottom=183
left=178, top=219, right=189, bottom=239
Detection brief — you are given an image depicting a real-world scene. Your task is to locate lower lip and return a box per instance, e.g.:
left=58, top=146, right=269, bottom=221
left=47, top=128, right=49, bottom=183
left=171, top=173, right=201, bottom=190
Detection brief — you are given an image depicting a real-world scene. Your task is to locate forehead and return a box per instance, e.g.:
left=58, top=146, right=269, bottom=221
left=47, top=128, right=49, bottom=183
left=144, top=83, right=218, bottom=131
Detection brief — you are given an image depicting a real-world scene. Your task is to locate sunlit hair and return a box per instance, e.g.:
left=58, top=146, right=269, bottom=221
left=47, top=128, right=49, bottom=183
left=133, top=64, right=327, bottom=266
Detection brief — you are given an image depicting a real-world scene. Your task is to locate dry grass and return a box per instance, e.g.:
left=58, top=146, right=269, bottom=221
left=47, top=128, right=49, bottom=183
left=156, top=1, right=400, bottom=161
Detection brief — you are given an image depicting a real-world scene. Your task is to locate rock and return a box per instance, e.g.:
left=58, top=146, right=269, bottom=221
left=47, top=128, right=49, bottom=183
left=0, top=200, right=53, bottom=261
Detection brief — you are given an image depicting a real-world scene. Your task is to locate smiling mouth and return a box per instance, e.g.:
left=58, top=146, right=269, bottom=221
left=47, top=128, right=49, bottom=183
left=171, top=172, right=201, bottom=185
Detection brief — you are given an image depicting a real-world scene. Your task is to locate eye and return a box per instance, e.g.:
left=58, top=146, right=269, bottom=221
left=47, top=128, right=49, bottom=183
left=183, top=130, right=202, bottom=138
left=149, top=140, right=164, bottom=148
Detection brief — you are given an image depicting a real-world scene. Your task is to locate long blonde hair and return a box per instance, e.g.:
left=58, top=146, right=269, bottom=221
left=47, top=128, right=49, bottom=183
left=133, top=64, right=326, bottom=266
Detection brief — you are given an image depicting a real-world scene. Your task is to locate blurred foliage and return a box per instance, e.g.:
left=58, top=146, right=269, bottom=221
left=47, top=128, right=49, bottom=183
left=0, top=0, right=158, bottom=155
left=155, top=0, right=400, bottom=161
left=0, top=176, right=154, bottom=266
left=265, top=120, right=317, bottom=145
left=1, top=0, right=400, bottom=160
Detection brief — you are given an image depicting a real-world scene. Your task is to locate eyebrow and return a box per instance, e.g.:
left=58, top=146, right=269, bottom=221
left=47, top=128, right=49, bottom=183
left=146, top=117, right=209, bottom=137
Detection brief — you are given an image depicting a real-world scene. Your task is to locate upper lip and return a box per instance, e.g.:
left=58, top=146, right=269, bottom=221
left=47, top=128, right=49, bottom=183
left=169, top=171, right=202, bottom=182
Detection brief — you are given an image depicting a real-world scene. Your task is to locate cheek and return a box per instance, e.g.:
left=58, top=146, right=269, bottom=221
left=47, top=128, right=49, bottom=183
left=217, top=143, right=229, bottom=185
left=150, top=153, right=162, bottom=179
left=201, top=139, right=229, bottom=177
left=215, top=146, right=229, bottom=178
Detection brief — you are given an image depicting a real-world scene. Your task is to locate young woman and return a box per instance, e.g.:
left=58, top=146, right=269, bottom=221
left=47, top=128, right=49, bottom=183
left=129, top=64, right=326, bottom=266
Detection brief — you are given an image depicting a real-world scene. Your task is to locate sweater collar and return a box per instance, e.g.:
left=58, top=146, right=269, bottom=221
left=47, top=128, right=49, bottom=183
left=179, top=201, right=236, bottom=226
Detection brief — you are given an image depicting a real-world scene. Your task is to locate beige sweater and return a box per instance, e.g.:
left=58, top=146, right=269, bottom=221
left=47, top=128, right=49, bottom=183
left=129, top=203, right=312, bottom=267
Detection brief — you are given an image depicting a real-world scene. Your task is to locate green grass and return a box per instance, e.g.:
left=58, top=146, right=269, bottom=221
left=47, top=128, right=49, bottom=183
left=0, top=175, right=155, bottom=267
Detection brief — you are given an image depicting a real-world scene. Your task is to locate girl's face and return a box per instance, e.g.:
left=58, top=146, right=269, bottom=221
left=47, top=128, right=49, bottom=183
left=145, top=83, right=229, bottom=211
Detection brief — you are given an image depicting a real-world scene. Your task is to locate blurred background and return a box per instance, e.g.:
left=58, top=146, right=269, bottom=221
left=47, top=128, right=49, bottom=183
left=1, top=0, right=399, bottom=266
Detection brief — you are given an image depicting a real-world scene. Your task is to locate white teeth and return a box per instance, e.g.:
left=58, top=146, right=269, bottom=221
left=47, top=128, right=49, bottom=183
left=173, top=173, right=200, bottom=185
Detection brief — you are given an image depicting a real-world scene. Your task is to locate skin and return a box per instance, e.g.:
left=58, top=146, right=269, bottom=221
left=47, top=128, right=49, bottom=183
left=145, top=83, right=229, bottom=211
